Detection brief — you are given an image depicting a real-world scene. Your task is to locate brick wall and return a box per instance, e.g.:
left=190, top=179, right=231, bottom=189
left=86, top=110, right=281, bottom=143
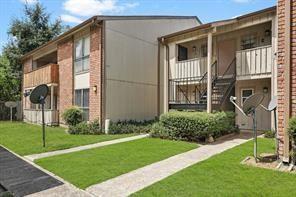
left=277, top=0, right=296, bottom=159
left=89, top=24, right=103, bottom=123
left=277, top=0, right=286, bottom=158
left=57, top=38, right=74, bottom=123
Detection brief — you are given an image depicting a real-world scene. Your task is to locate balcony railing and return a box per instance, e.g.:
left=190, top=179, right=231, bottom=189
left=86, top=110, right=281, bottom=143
left=236, top=45, right=272, bottom=79
left=171, top=57, right=207, bottom=80
left=23, top=63, right=59, bottom=88
left=23, top=109, right=59, bottom=125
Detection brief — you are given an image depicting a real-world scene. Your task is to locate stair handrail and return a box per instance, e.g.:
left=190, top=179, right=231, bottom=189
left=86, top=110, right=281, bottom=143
left=198, top=60, right=218, bottom=100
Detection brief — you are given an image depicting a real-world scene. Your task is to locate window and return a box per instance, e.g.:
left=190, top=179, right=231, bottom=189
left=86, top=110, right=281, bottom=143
left=178, top=45, right=188, bottom=61
left=241, top=34, right=257, bottom=50
left=241, top=89, right=254, bottom=104
left=75, top=89, right=89, bottom=121
left=200, top=44, right=207, bottom=57
left=74, top=36, right=90, bottom=73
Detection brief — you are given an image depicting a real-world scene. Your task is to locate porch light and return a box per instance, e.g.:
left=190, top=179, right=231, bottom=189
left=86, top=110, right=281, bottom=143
left=93, top=85, right=97, bottom=93
left=263, top=87, right=268, bottom=94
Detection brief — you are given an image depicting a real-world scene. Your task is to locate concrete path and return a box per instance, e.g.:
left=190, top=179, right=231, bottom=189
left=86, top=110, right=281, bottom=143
left=25, top=134, right=148, bottom=161
left=86, top=132, right=253, bottom=197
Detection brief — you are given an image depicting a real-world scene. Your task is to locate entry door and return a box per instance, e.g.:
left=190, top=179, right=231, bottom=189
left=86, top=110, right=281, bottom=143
left=217, top=39, right=236, bottom=76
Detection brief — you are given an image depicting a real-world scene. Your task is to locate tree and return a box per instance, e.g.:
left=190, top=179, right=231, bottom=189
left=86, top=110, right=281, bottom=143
left=1, top=2, right=65, bottom=101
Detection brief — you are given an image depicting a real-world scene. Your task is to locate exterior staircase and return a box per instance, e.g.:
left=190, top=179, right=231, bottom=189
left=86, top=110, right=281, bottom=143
left=169, top=58, right=236, bottom=111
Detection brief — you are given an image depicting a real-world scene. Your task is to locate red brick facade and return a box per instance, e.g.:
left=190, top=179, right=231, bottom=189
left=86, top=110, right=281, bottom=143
left=277, top=0, right=296, bottom=160
left=89, top=24, right=103, bottom=123
left=57, top=38, right=74, bottom=123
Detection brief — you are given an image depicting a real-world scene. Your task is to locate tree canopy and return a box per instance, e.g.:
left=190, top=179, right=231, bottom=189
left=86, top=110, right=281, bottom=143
left=0, top=2, right=65, bottom=101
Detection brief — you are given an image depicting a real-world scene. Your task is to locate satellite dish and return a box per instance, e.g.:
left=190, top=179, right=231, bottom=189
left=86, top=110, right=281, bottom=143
left=5, top=101, right=17, bottom=108
left=230, top=93, right=265, bottom=162
left=5, top=101, right=17, bottom=122
left=30, top=84, right=49, bottom=104
left=27, top=84, right=49, bottom=147
left=242, top=94, right=264, bottom=115
left=268, top=96, right=277, bottom=111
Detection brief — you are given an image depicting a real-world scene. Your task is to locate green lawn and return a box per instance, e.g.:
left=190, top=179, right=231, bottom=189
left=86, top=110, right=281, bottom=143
left=0, top=121, right=135, bottom=156
left=36, top=138, right=198, bottom=189
left=133, top=138, right=296, bottom=197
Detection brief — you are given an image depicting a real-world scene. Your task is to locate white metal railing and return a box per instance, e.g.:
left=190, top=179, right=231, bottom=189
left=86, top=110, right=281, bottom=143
left=236, top=45, right=272, bottom=78
left=171, top=57, right=207, bottom=80
left=23, top=109, right=59, bottom=125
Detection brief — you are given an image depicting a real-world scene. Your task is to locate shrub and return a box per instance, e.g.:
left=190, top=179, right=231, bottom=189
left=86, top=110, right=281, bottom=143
left=150, top=111, right=237, bottom=142
left=68, top=119, right=102, bottom=135
left=263, top=130, right=275, bottom=138
left=89, top=119, right=102, bottom=134
left=108, top=120, right=155, bottom=134
left=288, top=116, right=296, bottom=137
left=62, top=106, right=83, bottom=126
left=68, top=121, right=89, bottom=135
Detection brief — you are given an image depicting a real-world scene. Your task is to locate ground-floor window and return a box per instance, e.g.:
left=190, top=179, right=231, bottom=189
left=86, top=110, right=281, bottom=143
left=241, top=88, right=254, bottom=104
left=74, top=88, right=89, bottom=121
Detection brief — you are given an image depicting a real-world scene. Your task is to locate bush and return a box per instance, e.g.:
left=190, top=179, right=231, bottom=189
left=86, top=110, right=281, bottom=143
left=62, top=106, right=83, bottom=126
left=68, top=119, right=103, bottom=135
left=263, top=130, right=275, bottom=138
left=288, top=116, right=296, bottom=137
left=89, top=119, right=102, bottom=134
left=108, top=120, right=155, bottom=134
left=150, top=111, right=238, bottom=142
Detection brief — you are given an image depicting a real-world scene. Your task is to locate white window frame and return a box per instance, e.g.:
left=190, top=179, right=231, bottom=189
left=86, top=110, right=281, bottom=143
left=74, top=35, right=90, bottom=74
left=241, top=88, right=254, bottom=104
left=74, top=88, right=89, bottom=121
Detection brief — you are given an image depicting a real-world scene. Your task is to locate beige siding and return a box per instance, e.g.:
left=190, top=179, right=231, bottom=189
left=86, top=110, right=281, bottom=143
left=235, top=78, right=271, bottom=131
left=105, top=19, right=199, bottom=121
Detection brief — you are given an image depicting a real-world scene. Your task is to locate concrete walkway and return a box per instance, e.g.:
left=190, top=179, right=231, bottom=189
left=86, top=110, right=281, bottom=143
left=25, top=134, right=148, bottom=161
left=86, top=133, right=253, bottom=197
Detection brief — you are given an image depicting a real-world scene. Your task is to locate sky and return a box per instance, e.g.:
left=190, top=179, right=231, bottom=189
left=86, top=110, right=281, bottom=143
left=0, top=0, right=276, bottom=51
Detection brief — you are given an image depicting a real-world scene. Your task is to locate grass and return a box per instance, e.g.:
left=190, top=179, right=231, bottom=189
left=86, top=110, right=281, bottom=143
left=0, top=121, right=135, bottom=156
left=133, top=138, right=296, bottom=197
left=36, top=138, right=198, bottom=189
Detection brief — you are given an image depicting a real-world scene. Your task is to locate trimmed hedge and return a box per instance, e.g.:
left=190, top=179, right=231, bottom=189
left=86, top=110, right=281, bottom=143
left=150, top=111, right=238, bottom=142
left=68, top=119, right=102, bottom=135
left=108, top=120, right=155, bottom=134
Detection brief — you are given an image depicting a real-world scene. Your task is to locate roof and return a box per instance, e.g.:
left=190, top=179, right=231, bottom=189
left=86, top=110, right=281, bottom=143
left=21, top=15, right=200, bottom=60
left=160, top=6, right=276, bottom=40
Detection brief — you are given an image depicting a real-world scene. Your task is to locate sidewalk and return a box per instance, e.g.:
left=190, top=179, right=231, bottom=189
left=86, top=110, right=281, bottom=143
left=25, top=134, right=148, bottom=161
left=86, top=132, right=252, bottom=197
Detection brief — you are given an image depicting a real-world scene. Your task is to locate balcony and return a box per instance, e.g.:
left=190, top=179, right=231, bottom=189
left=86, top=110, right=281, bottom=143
left=171, top=57, right=207, bottom=81
left=23, top=63, right=59, bottom=88
left=23, top=109, right=59, bottom=126
left=236, top=45, right=272, bottom=80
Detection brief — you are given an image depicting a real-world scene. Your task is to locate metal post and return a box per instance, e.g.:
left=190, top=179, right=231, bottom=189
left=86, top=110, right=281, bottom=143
left=10, top=107, right=12, bottom=122
left=274, top=109, right=279, bottom=160
left=253, top=110, right=257, bottom=162
left=41, top=98, right=45, bottom=147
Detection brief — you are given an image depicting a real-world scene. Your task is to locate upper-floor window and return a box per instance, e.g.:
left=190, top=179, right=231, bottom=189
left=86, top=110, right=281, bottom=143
left=178, top=45, right=188, bottom=61
left=241, top=34, right=257, bottom=50
left=74, top=35, right=90, bottom=74
left=200, top=44, right=207, bottom=57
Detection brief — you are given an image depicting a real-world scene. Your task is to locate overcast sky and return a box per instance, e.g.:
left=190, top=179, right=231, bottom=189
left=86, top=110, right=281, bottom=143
left=0, top=0, right=276, bottom=51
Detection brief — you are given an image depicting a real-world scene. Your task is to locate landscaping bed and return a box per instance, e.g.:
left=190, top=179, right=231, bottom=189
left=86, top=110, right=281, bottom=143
left=35, top=138, right=198, bottom=189
left=133, top=138, right=296, bottom=196
left=0, top=121, right=135, bottom=155
left=151, top=111, right=238, bottom=142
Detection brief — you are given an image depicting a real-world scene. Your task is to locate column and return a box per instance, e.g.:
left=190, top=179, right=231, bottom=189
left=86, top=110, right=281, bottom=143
left=207, top=32, right=212, bottom=113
